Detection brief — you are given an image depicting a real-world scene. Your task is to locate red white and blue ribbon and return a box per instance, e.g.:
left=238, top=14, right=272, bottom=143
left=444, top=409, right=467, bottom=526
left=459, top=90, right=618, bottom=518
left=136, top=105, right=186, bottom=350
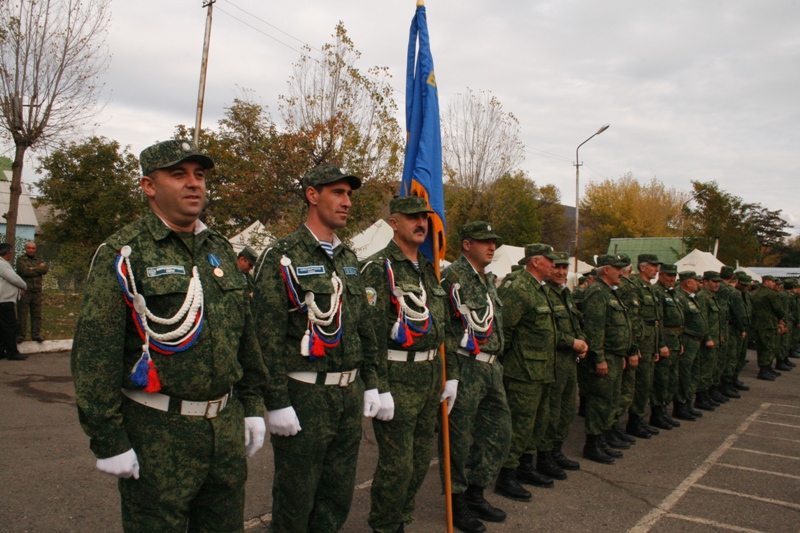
left=279, top=255, right=343, bottom=360
left=385, top=258, right=431, bottom=348
left=448, top=283, right=494, bottom=355
left=115, top=245, right=204, bottom=392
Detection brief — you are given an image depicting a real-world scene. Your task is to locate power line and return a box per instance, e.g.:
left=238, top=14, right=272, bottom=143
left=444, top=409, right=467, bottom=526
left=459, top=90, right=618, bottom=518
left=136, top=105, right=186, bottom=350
left=223, top=0, right=323, bottom=54
left=215, top=6, right=310, bottom=57
left=524, top=146, right=572, bottom=163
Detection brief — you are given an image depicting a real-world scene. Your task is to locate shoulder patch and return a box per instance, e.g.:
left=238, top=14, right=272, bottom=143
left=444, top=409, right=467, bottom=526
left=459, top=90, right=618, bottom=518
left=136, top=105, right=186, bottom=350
left=343, top=266, right=358, bottom=276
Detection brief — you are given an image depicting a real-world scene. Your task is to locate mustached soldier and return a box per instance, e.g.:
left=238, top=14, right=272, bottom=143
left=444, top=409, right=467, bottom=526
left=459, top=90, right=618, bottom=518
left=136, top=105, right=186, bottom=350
left=71, top=140, right=268, bottom=531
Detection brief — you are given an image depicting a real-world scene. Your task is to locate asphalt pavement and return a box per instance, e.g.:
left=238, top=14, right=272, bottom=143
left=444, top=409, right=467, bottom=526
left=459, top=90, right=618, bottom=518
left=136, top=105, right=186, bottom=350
left=1, top=350, right=798, bottom=532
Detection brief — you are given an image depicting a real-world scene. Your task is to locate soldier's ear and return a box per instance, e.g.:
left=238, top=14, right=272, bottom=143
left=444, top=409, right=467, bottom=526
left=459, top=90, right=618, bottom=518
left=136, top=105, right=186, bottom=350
left=140, top=175, right=156, bottom=200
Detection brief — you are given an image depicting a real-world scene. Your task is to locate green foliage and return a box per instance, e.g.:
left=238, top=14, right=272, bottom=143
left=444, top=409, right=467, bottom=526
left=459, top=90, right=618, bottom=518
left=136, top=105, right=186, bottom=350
left=35, top=136, right=146, bottom=271
left=0, top=155, right=12, bottom=173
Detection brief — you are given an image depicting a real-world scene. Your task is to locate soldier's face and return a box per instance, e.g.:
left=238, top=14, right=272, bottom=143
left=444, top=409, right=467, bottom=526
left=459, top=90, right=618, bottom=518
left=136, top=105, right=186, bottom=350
left=307, top=180, right=353, bottom=230
left=681, top=279, right=699, bottom=293
left=237, top=256, right=253, bottom=274
left=604, top=265, right=622, bottom=286
left=25, top=242, right=36, bottom=256
left=463, top=238, right=496, bottom=269
left=640, top=262, right=659, bottom=280
left=141, top=161, right=206, bottom=231
left=706, top=279, right=720, bottom=292
left=549, top=264, right=568, bottom=285
left=762, top=280, right=775, bottom=290
left=529, top=255, right=554, bottom=281
left=659, top=273, right=676, bottom=288
left=390, top=212, right=428, bottom=248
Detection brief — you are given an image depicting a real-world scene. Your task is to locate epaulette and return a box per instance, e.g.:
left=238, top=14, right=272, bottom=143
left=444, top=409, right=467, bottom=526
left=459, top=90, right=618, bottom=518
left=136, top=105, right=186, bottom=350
left=103, top=218, right=149, bottom=251
left=359, top=254, right=386, bottom=274
left=443, top=267, right=460, bottom=284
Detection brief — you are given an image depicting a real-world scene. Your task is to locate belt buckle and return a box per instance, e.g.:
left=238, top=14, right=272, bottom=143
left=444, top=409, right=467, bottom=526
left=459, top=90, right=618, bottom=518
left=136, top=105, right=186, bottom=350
left=338, top=371, right=352, bottom=387
left=205, top=398, right=222, bottom=418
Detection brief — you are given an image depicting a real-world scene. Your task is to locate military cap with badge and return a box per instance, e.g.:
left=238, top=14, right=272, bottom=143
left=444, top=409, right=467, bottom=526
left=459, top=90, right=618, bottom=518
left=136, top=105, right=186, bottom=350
left=596, top=254, right=631, bottom=268
left=301, top=164, right=361, bottom=190
left=389, top=196, right=434, bottom=215
left=140, top=139, right=214, bottom=176
left=461, top=221, right=502, bottom=244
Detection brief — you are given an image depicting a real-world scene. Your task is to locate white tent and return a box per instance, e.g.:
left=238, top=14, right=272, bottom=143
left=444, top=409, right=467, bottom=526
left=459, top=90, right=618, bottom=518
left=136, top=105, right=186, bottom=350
left=228, top=221, right=272, bottom=254
left=675, top=249, right=724, bottom=276
left=736, top=265, right=762, bottom=283
left=351, top=219, right=393, bottom=260
left=487, top=246, right=592, bottom=287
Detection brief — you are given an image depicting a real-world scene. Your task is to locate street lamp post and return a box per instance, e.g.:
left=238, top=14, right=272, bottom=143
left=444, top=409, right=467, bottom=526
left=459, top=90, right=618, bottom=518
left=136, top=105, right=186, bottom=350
left=574, top=124, right=610, bottom=275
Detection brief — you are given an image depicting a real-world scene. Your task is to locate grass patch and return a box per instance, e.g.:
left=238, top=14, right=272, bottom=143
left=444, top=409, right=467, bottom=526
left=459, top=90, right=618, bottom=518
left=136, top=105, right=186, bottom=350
left=32, top=290, right=83, bottom=341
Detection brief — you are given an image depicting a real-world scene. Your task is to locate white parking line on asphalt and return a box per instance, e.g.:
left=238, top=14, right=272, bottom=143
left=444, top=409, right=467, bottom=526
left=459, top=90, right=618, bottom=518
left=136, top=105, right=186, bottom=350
left=744, top=433, right=800, bottom=444
left=627, top=404, right=766, bottom=533
left=751, top=419, right=800, bottom=429
left=729, top=447, right=800, bottom=460
left=693, top=484, right=800, bottom=511
left=716, top=462, right=800, bottom=480
left=665, top=513, right=767, bottom=533
left=762, top=412, right=800, bottom=418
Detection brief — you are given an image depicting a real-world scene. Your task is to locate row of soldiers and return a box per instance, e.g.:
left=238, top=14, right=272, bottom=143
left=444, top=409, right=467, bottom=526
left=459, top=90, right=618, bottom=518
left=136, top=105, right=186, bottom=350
left=71, top=140, right=796, bottom=533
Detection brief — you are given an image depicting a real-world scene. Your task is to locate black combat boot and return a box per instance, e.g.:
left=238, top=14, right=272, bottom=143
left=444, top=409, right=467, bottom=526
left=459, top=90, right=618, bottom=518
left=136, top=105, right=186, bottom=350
left=494, top=468, right=532, bottom=502
left=625, top=413, right=652, bottom=439
left=649, top=406, right=673, bottom=430
left=720, top=383, right=740, bottom=399
left=757, top=366, right=776, bottom=381
left=733, top=379, right=750, bottom=391
left=687, top=401, right=703, bottom=417
left=598, top=433, right=623, bottom=458
left=775, top=360, right=792, bottom=371
left=694, top=392, right=716, bottom=411
left=536, top=450, right=567, bottom=480
left=551, top=441, right=580, bottom=470
left=784, top=358, right=796, bottom=367
left=603, top=429, right=631, bottom=450
left=464, top=484, right=506, bottom=523
left=452, top=492, right=487, bottom=533
left=613, top=423, right=636, bottom=444
left=661, top=406, right=681, bottom=427
left=672, top=401, right=696, bottom=421
left=515, top=453, right=554, bottom=488
left=709, top=387, right=729, bottom=404
left=768, top=364, right=782, bottom=376
left=582, top=434, right=615, bottom=464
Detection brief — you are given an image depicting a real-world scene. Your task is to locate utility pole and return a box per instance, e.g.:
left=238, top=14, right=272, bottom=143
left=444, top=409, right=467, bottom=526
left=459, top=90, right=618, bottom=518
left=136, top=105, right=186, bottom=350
left=194, top=0, right=215, bottom=147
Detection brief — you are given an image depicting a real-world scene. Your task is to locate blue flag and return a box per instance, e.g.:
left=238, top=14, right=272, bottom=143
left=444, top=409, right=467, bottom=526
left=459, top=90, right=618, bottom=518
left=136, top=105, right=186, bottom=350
left=401, top=5, right=445, bottom=264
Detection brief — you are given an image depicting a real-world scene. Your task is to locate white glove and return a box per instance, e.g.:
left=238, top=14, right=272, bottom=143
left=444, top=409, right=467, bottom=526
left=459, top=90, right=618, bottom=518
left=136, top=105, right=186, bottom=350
left=244, top=416, right=266, bottom=457
left=440, top=379, right=459, bottom=414
left=363, top=388, right=381, bottom=418
left=96, top=448, right=139, bottom=479
left=267, top=406, right=301, bottom=437
left=376, top=392, right=395, bottom=421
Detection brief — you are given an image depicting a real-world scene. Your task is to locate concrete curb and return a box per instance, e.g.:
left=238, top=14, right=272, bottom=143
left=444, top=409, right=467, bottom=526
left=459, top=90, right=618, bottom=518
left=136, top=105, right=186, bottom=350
left=19, top=339, right=73, bottom=354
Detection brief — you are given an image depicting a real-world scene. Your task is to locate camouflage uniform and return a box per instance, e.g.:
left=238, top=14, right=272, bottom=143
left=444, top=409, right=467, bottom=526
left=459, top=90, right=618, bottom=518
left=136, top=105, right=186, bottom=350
left=751, top=277, right=784, bottom=370
left=440, top=253, right=511, bottom=494
left=735, top=274, right=754, bottom=380
left=695, top=277, right=722, bottom=394
left=252, top=220, right=379, bottom=532
left=652, top=271, right=683, bottom=410
left=613, top=270, right=639, bottom=429
left=674, top=279, right=706, bottom=406
left=629, top=264, right=664, bottom=422
left=722, top=277, right=748, bottom=392
left=71, top=207, right=267, bottom=532
left=712, top=280, right=732, bottom=390
left=361, top=232, right=446, bottom=532
left=543, top=278, right=585, bottom=449
left=498, top=246, right=558, bottom=471
left=776, top=282, right=793, bottom=364
left=15, top=251, right=48, bottom=340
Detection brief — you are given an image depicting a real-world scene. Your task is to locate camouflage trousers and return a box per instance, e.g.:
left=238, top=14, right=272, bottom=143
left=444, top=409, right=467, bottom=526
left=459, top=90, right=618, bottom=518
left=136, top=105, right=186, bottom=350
left=270, top=377, right=364, bottom=533
left=543, top=351, right=579, bottom=448
left=778, top=330, right=790, bottom=362
left=652, top=333, right=681, bottom=407
left=118, top=396, right=247, bottom=533
left=630, top=350, right=655, bottom=418
left=370, top=359, right=441, bottom=533
left=754, top=329, right=777, bottom=367
left=677, top=336, right=701, bottom=403
left=613, top=361, right=636, bottom=426
left=695, top=345, right=718, bottom=393
left=440, top=357, right=511, bottom=494
left=16, top=290, right=42, bottom=340
left=502, top=377, right=551, bottom=470
left=584, top=355, right=623, bottom=436
left=722, top=333, right=743, bottom=383
left=734, top=332, right=749, bottom=378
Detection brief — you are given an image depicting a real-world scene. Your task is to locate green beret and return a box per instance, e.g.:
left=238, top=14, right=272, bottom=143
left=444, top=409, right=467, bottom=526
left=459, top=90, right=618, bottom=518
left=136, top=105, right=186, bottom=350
left=389, top=196, right=434, bottom=215
left=553, top=251, right=570, bottom=265
left=140, top=139, right=214, bottom=176
left=638, top=254, right=662, bottom=265
left=597, top=254, right=631, bottom=268
left=720, top=266, right=735, bottom=279
left=524, top=243, right=558, bottom=261
left=679, top=271, right=699, bottom=281
left=660, top=263, right=678, bottom=275
left=301, top=164, right=361, bottom=190
left=238, top=246, right=258, bottom=265
left=460, top=221, right=501, bottom=242
left=703, top=270, right=722, bottom=281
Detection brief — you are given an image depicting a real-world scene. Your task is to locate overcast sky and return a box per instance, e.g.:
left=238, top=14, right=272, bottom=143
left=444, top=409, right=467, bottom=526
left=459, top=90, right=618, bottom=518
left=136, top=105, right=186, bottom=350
left=7, top=0, right=800, bottom=233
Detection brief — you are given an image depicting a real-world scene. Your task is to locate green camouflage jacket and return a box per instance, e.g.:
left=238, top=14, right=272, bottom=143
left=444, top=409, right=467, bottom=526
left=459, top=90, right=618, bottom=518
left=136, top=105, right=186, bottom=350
left=499, top=269, right=556, bottom=383
left=15, top=253, right=48, bottom=292
left=751, top=287, right=784, bottom=331
left=360, top=240, right=447, bottom=392
left=618, top=276, right=641, bottom=354
left=696, top=289, right=721, bottom=344
left=252, top=225, right=379, bottom=411
left=631, top=275, right=665, bottom=354
left=717, top=282, right=732, bottom=340
left=545, top=280, right=585, bottom=353
left=441, top=255, right=504, bottom=381
left=654, top=281, right=683, bottom=351
left=71, top=211, right=267, bottom=459
left=582, top=278, right=632, bottom=364
left=726, top=283, right=748, bottom=334
left=675, top=286, right=706, bottom=340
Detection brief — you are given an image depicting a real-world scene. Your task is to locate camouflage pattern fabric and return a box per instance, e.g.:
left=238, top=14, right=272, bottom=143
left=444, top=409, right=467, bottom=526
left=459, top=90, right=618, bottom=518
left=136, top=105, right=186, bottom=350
left=629, top=276, right=662, bottom=418
left=252, top=225, right=379, bottom=532
left=751, top=286, right=784, bottom=367
left=15, top=252, right=48, bottom=292
left=439, top=255, right=510, bottom=494
left=360, top=240, right=446, bottom=532
left=735, top=289, right=754, bottom=378
left=652, top=282, right=683, bottom=407
left=695, top=288, right=721, bottom=393
left=674, top=286, right=706, bottom=403
left=777, top=289, right=793, bottom=362
left=71, top=211, right=266, bottom=531
left=713, top=282, right=732, bottom=387
left=613, top=275, right=638, bottom=426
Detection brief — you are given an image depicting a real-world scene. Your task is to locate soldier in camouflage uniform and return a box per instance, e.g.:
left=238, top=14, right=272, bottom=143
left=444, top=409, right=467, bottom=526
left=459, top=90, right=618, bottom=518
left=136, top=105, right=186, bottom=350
left=627, top=255, right=668, bottom=436
left=775, top=279, right=796, bottom=371
left=709, top=267, right=733, bottom=404
left=784, top=279, right=799, bottom=367
left=237, top=246, right=258, bottom=298
left=359, top=196, right=448, bottom=533
left=652, top=264, right=683, bottom=428
left=542, top=252, right=588, bottom=474
left=718, top=267, right=748, bottom=398
left=15, top=241, right=48, bottom=342
left=71, top=140, right=268, bottom=532
left=752, top=275, right=786, bottom=380
left=252, top=165, right=380, bottom=532
left=695, top=271, right=723, bottom=409
left=611, top=260, right=641, bottom=445
left=790, top=280, right=800, bottom=360
left=673, top=271, right=707, bottom=419
left=732, top=272, right=753, bottom=391
left=496, top=244, right=559, bottom=493
left=580, top=254, right=633, bottom=464
left=440, top=221, right=512, bottom=533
